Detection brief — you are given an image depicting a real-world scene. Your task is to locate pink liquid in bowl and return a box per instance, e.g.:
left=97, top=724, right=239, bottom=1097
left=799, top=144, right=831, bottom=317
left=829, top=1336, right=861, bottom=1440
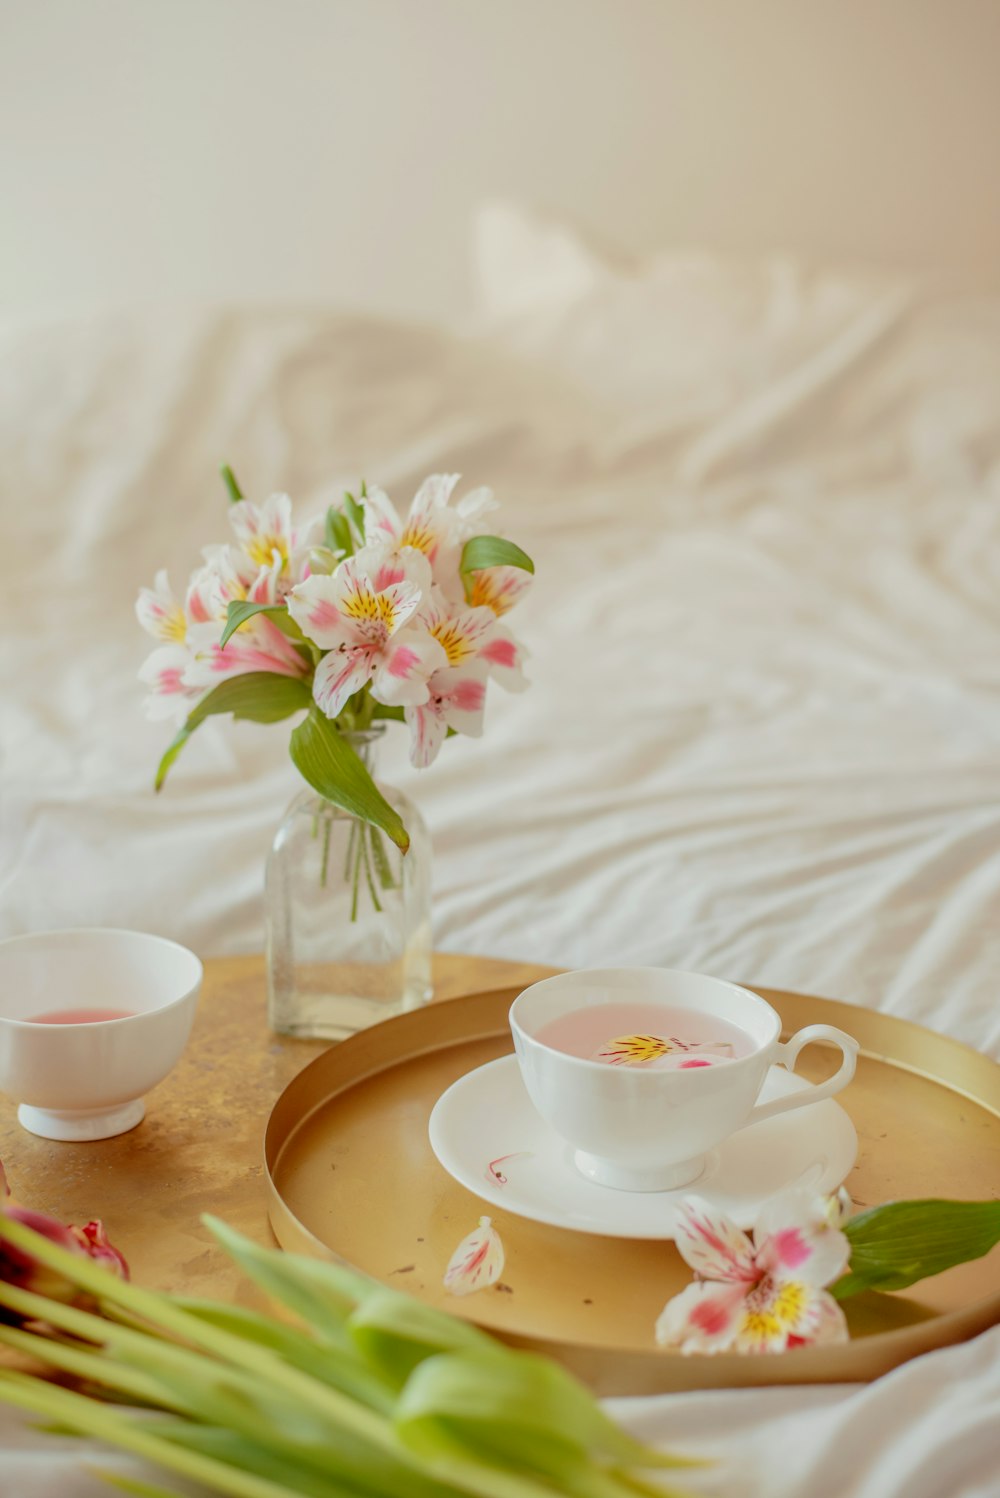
left=534, top=1002, right=754, bottom=1068
left=31, top=1008, right=135, bottom=1025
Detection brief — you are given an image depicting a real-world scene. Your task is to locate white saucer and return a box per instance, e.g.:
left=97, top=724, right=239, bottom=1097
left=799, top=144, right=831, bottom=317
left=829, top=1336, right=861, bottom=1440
left=428, top=1057, right=857, bottom=1240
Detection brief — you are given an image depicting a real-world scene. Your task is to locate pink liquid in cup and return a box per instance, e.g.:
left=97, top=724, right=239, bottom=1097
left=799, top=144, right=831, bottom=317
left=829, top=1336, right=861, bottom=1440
left=535, top=1002, right=754, bottom=1069
left=31, top=1008, right=135, bottom=1025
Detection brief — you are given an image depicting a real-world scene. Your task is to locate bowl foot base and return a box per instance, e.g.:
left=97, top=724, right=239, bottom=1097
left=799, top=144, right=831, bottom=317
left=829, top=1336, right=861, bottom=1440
left=17, top=1098, right=146, bottom=1141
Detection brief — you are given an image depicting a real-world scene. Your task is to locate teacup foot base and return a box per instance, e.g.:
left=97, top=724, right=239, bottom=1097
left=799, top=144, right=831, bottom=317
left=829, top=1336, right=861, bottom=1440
left=572, top=1149, right=707, bottom=1193
left=17, top=1098, right=146, bottom=1142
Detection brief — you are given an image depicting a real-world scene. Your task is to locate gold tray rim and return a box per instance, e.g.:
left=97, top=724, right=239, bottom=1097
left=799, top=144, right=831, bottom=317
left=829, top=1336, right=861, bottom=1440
left=264, top=983, right=1000, bottom=1395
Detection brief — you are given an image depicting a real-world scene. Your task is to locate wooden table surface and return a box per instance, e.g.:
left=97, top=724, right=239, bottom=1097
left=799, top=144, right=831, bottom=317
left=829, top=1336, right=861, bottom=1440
left=0, top=952, right=553, bottom=1307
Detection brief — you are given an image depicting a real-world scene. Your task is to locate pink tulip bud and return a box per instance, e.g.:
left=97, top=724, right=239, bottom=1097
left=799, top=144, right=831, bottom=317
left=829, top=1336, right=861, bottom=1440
left=0, top=1204, right=88, bottom=1313
left=67, top=1220, right=129, bottom=1280
left=1, top=1195, right=129, bottom=1324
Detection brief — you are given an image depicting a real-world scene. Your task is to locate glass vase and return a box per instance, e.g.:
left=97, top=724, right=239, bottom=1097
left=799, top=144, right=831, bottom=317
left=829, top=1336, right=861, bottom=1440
left=265, top=728, right=432, bottom=1039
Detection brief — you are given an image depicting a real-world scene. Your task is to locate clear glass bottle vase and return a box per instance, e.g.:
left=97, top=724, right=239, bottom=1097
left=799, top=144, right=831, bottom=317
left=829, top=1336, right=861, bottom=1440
left=265, top=728, right=432, bottom=1039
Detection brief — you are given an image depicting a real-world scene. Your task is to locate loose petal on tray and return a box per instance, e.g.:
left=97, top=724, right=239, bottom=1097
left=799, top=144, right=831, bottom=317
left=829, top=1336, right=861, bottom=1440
left=443, top=1216, right=505, bottom=1296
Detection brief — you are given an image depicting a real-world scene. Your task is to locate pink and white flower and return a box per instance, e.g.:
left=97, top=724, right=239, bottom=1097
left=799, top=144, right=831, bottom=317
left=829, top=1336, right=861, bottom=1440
left=418, top=586, right=529, bottom=694
left=405, top=661, right=489, bottom=769
left=363, top=474, right=498, bottom=587
left=136, top=572, right=201, bottom=720
left=288, top=545, right=445, bottom=719
left=135, top=570, right=187, bottom=644
left=464, top=564, right=532, bottom=619
left=184, top=553, right=309, bottom=689
left=138, top=644, right=201, bottom=721
left=655, top=1190, right=851, bottom=1355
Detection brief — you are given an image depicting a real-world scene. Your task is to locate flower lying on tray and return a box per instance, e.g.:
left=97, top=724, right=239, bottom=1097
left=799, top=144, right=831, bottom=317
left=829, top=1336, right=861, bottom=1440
left=656, top=1188, right=1000, bottom=1354
left=655, top=1189, right=850, bottom=1354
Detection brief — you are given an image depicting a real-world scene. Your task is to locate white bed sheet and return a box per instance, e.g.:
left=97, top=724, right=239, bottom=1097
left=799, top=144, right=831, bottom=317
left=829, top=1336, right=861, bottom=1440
left=1, top=268, right=999, bottom=1492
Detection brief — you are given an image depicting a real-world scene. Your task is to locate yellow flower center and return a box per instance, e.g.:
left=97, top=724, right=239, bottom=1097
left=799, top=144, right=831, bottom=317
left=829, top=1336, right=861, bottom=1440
left=741, top=1279, right=807, bottom=1342
left=342, top=589, right=396, bottom=631
left=467, top=571, right=511, bottom=616
left=245, top=534, right=289, bottom=569
left=399, top=520, right=437, bottom=556
left=429, top=618, right=473, bottom=666
left=162, top=607, right=187, bottom=643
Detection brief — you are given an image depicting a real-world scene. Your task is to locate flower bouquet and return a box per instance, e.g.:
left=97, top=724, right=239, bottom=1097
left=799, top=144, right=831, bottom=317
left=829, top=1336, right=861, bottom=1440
left=137, top=470, right=533, bottom=1035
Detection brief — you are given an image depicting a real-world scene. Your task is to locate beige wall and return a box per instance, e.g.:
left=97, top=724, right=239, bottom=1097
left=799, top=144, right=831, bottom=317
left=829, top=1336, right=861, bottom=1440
left=3, top=0, right=999, bottom=322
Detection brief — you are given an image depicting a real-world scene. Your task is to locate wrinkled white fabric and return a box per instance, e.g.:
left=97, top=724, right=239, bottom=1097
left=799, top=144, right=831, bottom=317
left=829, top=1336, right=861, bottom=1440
left=2, top=250, right=1000, bottom=1492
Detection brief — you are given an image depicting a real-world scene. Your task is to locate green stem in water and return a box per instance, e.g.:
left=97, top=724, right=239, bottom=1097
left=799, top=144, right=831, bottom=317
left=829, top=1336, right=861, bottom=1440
left=351, top=821, right=364, bottom=923
left=360, top=825, right=383, bottom=915
left=319, top=812, right=332, bottom=889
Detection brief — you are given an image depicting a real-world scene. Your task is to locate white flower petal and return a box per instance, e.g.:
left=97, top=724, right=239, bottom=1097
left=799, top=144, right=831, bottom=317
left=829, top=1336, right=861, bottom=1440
left=465, top=564, right=532, bottom=618
left=654, top=1280, right=746, bottom=1354
left=405, top=702, right=448, bottom=769
left=311, top=647, right=374, bottom=719
left=360, top=485, right=403, bottom=548
left=443, top=1216, right=505, bottom=1296
left=370, top=630, right=447, bottom=708
left=136, top=571, right=186, bottom=643
left=674, top=1197, right=758, bottom=1283
left=138, top=644, right=199, bottom=720
left=287, top=574, right=350, bottom=650
left=437, top=662, right=489, bottom=738
left=753, top=1189, right=851, bottom=1288
left=478, top=624, right=529, bottom=692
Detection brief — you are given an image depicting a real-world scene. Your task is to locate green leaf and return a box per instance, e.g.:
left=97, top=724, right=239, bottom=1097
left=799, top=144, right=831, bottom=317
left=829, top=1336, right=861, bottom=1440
left=98, top=1472, right=192, bottom=1498
left=155, top=674, right=313, bottom=791
left=370, top=703, right=405, bottom=722
left=220, top=464, right=244, bottom=504
left=185, top=672, right=313, bottom=731
left=0, top=1370, right=302, bottom=1498
left=174, top=1298, right=394, bottom=1413
left=459, top=535, right=534, bottom=579
left=347, top=1291, right=494, bottom=1390
left=220, top=600, right=307, bottom=649
left=343, top=491, right=366, bottom=543
left=834, top=1199, right=1000, bottom=1299
left=154, top=728, right=191, bottom=792
left=325, top=505, right=353, bottom=557
left=395, top=1351, right=679, bottom=1475
left=137, top=1419, right=445, bottom=1498
left=289, top=706, right=410, bottom=852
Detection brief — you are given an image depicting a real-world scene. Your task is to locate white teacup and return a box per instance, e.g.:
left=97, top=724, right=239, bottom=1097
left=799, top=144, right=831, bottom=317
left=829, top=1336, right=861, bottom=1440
left=0, top=928, right=202, bottom=1141
left=510, top=967, right=858, bottom=1192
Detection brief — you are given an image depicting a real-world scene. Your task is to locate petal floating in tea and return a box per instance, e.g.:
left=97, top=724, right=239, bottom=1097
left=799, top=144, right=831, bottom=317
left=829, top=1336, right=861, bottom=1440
left=593, top=1033, right=675, bottom=1066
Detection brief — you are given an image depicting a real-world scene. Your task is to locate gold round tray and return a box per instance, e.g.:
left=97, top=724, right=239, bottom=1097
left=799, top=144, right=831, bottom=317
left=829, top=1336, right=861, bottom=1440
left=265, top=985, right=1000, bottom=1395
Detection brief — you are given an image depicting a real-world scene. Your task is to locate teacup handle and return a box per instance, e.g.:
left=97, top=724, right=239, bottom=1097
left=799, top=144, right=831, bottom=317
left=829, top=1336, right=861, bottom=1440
left=746, top=1024, right=859, bottom=1127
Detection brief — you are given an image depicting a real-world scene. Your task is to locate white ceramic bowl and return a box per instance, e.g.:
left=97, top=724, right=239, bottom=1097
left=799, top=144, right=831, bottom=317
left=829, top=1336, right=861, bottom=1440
left=0, top=928, right=202, bottom=1140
